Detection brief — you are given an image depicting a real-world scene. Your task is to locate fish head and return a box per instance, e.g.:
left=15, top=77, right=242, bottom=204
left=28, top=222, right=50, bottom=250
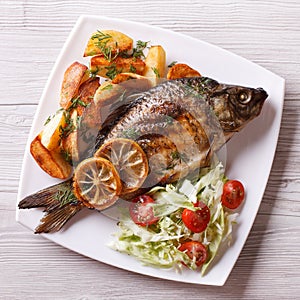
left=210, top=82, right=268, bottom=133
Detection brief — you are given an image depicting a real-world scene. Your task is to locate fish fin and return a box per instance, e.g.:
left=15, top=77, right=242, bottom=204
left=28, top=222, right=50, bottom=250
left=35, top=202, right=84, bottom=234
left=18, top=178, right=85, bottom=233
left=18, top=179, right=73, bottom=212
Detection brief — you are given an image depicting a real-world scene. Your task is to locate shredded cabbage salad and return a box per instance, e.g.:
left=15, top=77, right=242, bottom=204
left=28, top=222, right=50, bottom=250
left=109, top=161, right=239, bottom=275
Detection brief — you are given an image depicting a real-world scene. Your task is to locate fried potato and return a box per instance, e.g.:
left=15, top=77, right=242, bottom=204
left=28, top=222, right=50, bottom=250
left=90, top=56, right=145, bottom=79
left=60, top=62, right=88, bottom=109
left=60, top=110, right=80, bottom=163
left=111, top=72, right=142, bottom=84
left=76, top=77, right=100, bottom=116
left=79, top=101, right=102, bottom=129
left=167, top=63, right=201, bottom=80
left=84, top=30, right=133, bottom=57
left=30, top=134, right=72, bottom=179
left=40, top=110, right=66, bottom=151
left=143, top=45, right=166, bottom=78
left=112, top=72, right=156, bottom=90
left=93, top=81, right=125, bottom=106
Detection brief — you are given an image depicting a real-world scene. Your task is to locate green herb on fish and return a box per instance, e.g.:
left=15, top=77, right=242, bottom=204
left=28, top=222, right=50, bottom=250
left=122, top=127, right=141, bottom=139
left=55, top=185, right=78, bottom=207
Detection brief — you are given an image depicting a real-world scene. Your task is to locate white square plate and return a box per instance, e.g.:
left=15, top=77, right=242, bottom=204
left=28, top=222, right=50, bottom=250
left=16, top=15, right=285, bottom=286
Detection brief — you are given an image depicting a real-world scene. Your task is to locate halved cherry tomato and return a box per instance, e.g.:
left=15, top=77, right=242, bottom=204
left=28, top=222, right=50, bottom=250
left=221, top=180, right=245, bottom=209
left=129, top=195, right=159, bottom=226
left=182, top=201, right=210, bottom=233
left=179, top=241, right=207, bottom=266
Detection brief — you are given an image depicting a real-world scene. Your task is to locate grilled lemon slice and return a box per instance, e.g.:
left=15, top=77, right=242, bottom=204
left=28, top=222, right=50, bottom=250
left=94, top=138, right=149, bottom=195
left=73, top=157, right=122, bottom=210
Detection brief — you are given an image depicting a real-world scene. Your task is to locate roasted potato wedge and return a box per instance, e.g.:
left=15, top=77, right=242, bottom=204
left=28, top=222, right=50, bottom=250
left=30, top=134, right=72, bottom=179
left=76, top=77, right=100, bottom=116
left=60, top=62, right=88, bottom=109
left=90, top=56, right=145, bottom=79
left=84, top=30, right=133, bottom=57
left=40, top=110, right=66, bottom=151
left=60, top=110, right=80, bottom=163
left=79, top=101, right=102, bottom=129
left=111, top=72, right=143, bottom=84
left=143, top=45, right=166, bottom=78
left=112, top=72, right=157, bottom=90
left=167, top=63, right=201, bottom=80
left=93, top=81, right=125, bottom=106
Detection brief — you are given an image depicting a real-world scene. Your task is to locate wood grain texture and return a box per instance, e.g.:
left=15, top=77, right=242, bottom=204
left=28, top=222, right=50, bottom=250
left=1, top=0, right=300, bottom=299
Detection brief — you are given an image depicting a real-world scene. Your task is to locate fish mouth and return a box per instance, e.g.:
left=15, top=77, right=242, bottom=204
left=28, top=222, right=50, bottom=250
left=254, top=87, right=268, bottom=103
left=251, top=87, right=268, bottom=116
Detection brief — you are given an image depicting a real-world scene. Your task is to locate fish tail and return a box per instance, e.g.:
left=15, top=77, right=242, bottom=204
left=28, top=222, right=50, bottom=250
left=34, top=202, right=84, bottom=233
left=18, top=179, right=74, bottom=211
left=18, top=178, right=84, bottom=233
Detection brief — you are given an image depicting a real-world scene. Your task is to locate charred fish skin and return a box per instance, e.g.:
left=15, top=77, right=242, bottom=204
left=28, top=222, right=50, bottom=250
left=94, top=77, right=268, bottom=182
left=94, top=77, right=268, bottom=150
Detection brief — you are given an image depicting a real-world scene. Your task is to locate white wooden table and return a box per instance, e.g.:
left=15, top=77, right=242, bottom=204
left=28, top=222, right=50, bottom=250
left=1, top=0, right=299, bottom=299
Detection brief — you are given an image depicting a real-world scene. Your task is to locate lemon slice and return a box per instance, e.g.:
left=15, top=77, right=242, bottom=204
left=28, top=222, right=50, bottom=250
left=73, top=157, right=122, bottom=210
left=94, top=138, right=149, bottom=195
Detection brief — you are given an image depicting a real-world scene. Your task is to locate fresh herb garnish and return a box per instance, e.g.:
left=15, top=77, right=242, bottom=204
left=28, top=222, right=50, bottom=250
left=55, top=185, right=78, bottom=207
left=130, top=64, right=137, bottom=73
left=44, top=115, right=53, bottom=126
left=165, top=115, right=174, bottom=125
left=60, top=149, right=73, bottom=165
left=69, top=96, right=89, bottom=110
left=168, top=61, right=177, bottom=68
left=132, top=40, right=149, bottom=59
left=88, top=67, right=99, bottom=78
left=171, top=151, right=180, bottom=160
left=152, top=67, right=160, bottom=78
left=59, top=97, right=89, bottom=139
left=101, top=83, right=114, bottom=91
left=91, top=30, right=119, bottom=61
left=59, top=111, right=76, bottom=139
left=105, top=64, right=120, bottom=80
left=122, top=128, right=140, bottom=139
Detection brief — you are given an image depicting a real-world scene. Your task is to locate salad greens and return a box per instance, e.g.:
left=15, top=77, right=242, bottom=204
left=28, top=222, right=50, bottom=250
left=109, top=161, right=239, bottom=275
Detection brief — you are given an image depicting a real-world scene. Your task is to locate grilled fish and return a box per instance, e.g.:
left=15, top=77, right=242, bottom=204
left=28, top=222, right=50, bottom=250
left=19, top=76, right=268, bottom=233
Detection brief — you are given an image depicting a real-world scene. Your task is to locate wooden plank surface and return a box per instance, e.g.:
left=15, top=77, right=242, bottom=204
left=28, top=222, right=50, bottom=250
left=1, top=0, right=300, bottom=299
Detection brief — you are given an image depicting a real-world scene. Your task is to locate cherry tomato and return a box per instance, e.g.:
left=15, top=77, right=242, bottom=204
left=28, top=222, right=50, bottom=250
left=179, top=241, right=208, bottom=266
left=221, top=180, right=245, bottom=209
left=182, top=201, right=210, bottom=233
left=129, top=195, right=159, bottom=226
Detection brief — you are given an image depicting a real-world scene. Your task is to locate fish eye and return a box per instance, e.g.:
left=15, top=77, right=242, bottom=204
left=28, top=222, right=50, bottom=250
left=238, top=91, right=251, bottom=104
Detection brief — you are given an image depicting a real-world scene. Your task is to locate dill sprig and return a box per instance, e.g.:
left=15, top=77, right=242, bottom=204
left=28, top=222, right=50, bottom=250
left=69, top=96, right=89, bottom=110
left=59, top=97, right=89, bottom=139
left=132, top=40, right=149, bottom=59
left=122, top=128, right=140, bottom=139
left=60, top=149, right=73, bottom=165
left=105, top=64, right=120, bottom=80
left=91, top=30, right=119, bottom=61
left=55, top=185, right=78, bottom=207
left=168, top=61, right=177, bottom=68
left=152, top=67, right=160, bottom=78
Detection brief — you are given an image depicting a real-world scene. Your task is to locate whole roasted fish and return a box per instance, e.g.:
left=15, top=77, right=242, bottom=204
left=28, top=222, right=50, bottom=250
left=19, top=76, right=268, bottom=233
